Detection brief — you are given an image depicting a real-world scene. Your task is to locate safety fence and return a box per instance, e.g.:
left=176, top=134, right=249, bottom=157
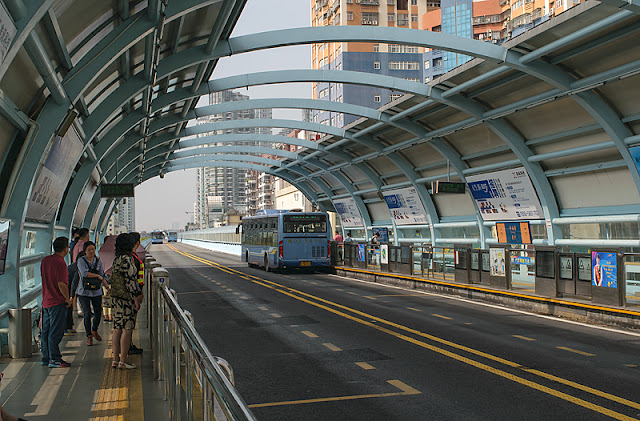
left=145, top=255, right=256, bottom=421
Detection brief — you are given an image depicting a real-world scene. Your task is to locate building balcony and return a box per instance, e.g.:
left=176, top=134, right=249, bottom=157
left=360, top=0, right=380, bottom=5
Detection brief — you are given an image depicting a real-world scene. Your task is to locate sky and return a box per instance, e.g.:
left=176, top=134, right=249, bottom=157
left=135, top=0, right=312, bottom=232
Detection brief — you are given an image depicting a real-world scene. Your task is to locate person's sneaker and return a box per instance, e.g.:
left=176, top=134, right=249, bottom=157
left=41, top=360, right=49, bottom=366
left=63, top=330, right=74, bottom=336
left=91, top=330, right=102, bottom=341
left=87, top=335, right=93, bottom=346
left=128, top=344, right=143, bottom=355
left=49, top=360, right=71, bottom=368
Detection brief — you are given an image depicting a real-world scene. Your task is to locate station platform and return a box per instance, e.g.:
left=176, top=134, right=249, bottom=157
left=0, top=301, right=168, bottom=420
left=334, top=265, right=640, bottom=331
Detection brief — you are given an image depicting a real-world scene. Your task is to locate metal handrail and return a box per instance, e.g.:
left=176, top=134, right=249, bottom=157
left=160, top=285, right=256, bottom=420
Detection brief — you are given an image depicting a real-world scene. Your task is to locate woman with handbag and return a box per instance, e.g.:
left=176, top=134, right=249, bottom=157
left=76, top=241, right=109, bottom=346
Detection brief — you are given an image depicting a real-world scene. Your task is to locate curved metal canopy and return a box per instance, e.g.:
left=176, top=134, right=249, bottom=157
left=0, top=0, right=640, bottom=308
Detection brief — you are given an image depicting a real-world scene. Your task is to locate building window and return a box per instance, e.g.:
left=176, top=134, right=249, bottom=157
left=389, top=61, right=420, bottom=70
left=425, top=76, right=431, bottom=83
left=374, top=95, right=381, bottom=102
left=411, top=15, right=418, bottom=22
left=411, top=0, right=418, bottom=4
left=424, top=60, right=430, bottom=69
left=362, top=12, right=379, bottom=25
left=388, top=13, right=395, bottom=21
left=389, top=44, right=419, bottom=53
left=347, top=11, right=353, bottom=20
left=374, top=61, right=381, bottom=69
left=373, top=44, right=380, bottom=52
left=433, top=58, right=443, bottom=67
left=397, top=13, right=409, bottom=25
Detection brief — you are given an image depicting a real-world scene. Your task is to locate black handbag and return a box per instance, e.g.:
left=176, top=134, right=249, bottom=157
left=82, top=257, right=102, bottom=291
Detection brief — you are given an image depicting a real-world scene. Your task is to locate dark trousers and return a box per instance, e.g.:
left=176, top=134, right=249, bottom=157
left=78, top=295, right=102, bottom=337
left=66, top=304, right=74, bottom=330
left=41, top=304, right=66, bottom=363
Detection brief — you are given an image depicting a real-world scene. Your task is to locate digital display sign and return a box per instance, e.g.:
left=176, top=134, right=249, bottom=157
left=432, top=181, right=466, bottom=194
left=100, top=184, right=134, bottom=198
left=496, top=222, right=532, bottom=245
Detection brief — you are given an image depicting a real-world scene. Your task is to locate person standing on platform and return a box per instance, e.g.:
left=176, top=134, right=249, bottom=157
left=76, top=241, right=108, bottom=346
left=334, top=231, right=343, bottom=243
left=344, top=232, right=353, bottom=243
left=40, top=237, right=71, bottom=368
left=68, top=229, right=80, bottom=256
left=64, top=251, right=84, bottom=336
left=72, top=228, right=89, bottom=263
left=128, top=232, right=144, bottom=355
left=110, top=233, right=141, bottom=369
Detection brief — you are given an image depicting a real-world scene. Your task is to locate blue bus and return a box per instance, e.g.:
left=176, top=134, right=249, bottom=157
left=168, top=231, right=178, bottom=242
left=242, top=210, right=331, bottom=271
left=151, top=231, right=164, bottom=244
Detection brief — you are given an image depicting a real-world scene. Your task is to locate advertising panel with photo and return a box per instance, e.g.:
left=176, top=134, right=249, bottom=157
left=26, top=128, right=84, bottom=223
left=0, top=220, right=9, bottom=275
left=382, top=187, right=429, bottom=226
left=592, top=251, right=618, bottom=288
left=333, top=198, right=365, bottom=228
left=380, top=244, right=389, bottom=265
left=467, top=167, right=544, bottom=221
left=490, top=248, right=506, bottom=277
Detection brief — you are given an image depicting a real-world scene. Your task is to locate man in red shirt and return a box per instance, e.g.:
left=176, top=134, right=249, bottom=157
left=41, top=237, right=72, bottom=368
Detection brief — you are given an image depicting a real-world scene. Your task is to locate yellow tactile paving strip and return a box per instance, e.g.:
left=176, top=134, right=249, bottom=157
left=90, top=330, right=143, bottom=421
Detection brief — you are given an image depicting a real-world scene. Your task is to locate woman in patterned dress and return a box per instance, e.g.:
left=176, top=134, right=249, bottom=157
left=109, top=233, right=142, bottom=369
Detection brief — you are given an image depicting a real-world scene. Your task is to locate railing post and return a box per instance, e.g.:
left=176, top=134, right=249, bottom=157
left=174, top=315, right=182, bottom=421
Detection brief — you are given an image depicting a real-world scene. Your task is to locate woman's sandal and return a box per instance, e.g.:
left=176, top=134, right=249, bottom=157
left=119, top=361, right=136, bottom=369
left=111, top=361, right=119, bottom=368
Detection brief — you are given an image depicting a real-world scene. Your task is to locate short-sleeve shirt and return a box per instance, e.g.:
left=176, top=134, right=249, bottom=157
left=334, top=234, right=343, bottom=243
left=41, top=254, right=68, bottom=308
left=76, top=256, right=105, bottom=297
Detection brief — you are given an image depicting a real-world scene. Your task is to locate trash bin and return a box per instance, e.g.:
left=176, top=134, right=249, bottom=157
left=8, top=308, right=32, bottom=358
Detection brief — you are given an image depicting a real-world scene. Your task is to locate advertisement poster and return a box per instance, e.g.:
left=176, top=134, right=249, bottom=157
left=334, top=198, right=365, bottom=228
left=358, top=244, right=366, bottom=262
left=592, top=251, right=617, bottom=288
left=467, top=167, right=544, bottom=221
left=490, top=248, right=506, bottom=277
left=0, top=220, right=9, bottom=275
left=27, top=128, right=84, bottom=223
left=372, top=227, right=389, bottom=243
left=382, top=187, right=429, bottom=225
left=380, top=244, right=389, bottom=264
left=630, top=145, right=640, bottom=175
left=0, top=4, right=17, bottom=65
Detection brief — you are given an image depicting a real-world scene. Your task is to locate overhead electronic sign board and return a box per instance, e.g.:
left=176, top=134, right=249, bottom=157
left=100, top=183, right=135, bottom=198
left=432, top=181, right=466, bottom=194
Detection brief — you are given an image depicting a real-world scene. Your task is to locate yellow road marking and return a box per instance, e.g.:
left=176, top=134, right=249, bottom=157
left=241, top=296, right=249, bottom=300
left=355, top=362, right=375, bottom=370
left=364, top=296, right=377, bottom=300
left=323, top=343, right=342, bottom=352
left=464, top=323, right=473, bottom=325
left=432, top=314, right=452, bottom=320
left=177, top=290, right=217, bottom=296
left=271, top=313, right=282, bottom=318
left=258, top=306, right=269, bottom=311
left=557, top=347, right=596, bottom=357
left=336, top=289, right=344, bottom=291
left=169, top=244, right=640, bottom=419
left=302, top=331, right=318, bottom=338
left=347, top=291, right=359, bottom=295
left=310, top=281, right=318, bottom=285
left=513, top=335, right=536, bottom=341
left=233, top=292, right=240, bottom=295
left=625, top=364, right=637, bottom=368
left=407, top=307, right=422, bottom=312
left=248, top=380, right=420, bottom=408
left=227, top=288, right=234, bottom=291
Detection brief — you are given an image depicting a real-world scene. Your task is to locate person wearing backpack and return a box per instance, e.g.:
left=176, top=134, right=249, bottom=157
left=76, top=241, right=108, bottom=346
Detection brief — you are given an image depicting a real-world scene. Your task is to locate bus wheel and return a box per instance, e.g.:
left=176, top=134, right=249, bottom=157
left=264, top=255, right=270, bottom=272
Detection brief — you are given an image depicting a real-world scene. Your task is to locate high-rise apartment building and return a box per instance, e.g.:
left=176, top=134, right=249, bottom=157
left=195, top=89, right=272, bottom=227
left=312, top=0, right=440, bottom=127
left=105, top=198, right=135, bottom=235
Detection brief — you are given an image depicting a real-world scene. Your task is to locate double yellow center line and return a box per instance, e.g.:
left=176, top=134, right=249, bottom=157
left=167, top=244, right=640, bottom=420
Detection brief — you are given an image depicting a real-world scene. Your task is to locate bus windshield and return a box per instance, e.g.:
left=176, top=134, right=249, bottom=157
left=152, top=232, right=163, bottom=239
left=283, top=214, right=327, bottom=233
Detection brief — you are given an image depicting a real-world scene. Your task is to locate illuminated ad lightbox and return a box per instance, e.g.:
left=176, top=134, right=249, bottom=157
left=333, top=198, right=365, bottom=228
left=27, top=128, right=84, bottom=223
left=591, top=251, right=618, bottom=288
left=466, top=167, right=544, bottom=221
left=382, top=187, right=429, bottom=226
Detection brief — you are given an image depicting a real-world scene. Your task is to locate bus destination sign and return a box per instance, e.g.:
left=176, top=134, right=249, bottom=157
left=100, top=183, right=134, bottom=198
left=432, top=181, right=466, bottom=194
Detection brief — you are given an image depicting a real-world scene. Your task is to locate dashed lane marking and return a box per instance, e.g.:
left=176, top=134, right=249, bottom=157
left=302, top=331, right=318, bottom=338
left=513, top=335, right=536, bottom=341
left=347, top=292, right=359, bottom=296
left=271, top=313, right=282, bottom=318
left=407, top=307, right=422, bottom=312
left=323, top=343, right=342, bottom=352
left=355, top=362, right=376, bottom=370
left=248, top=379, right=420, bottom=408
left=557, top=347, right=595, bottom=357
left=432, top=314, right=452, bottom=320
left=176, top=290, right=217, bottom=296
left=258, top=306, right=269, bottom=311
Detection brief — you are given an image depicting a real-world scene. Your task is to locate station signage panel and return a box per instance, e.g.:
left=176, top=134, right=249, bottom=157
left=467, top=167, right=544, bottom=221
left=100, top=183, right=135, bottom=198
left=496, top=222, right=532, bottom=245
left=334, top=198, right=365, bottom=228
left=382, top=187, right=429, bottom=225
